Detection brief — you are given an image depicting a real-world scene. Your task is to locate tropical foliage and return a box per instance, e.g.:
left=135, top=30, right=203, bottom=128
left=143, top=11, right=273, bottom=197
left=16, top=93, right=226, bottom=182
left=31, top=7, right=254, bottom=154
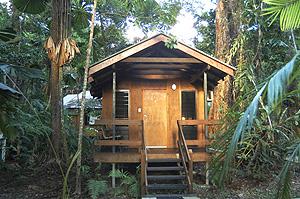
left=0, top=0, right=299, bottom=198
left=195, top=0, right=300, bottom=198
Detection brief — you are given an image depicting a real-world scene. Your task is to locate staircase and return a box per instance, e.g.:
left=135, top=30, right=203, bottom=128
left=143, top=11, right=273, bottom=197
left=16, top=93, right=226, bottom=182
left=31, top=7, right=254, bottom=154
left=141, top=148, right=193, bottom=198
left=140, top=121, right=197, bottom=198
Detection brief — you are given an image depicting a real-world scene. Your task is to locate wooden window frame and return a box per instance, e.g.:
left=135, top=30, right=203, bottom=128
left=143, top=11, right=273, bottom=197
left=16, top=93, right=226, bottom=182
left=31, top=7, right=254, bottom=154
left=180, top=90, right=198, bottom=140
left=180, top=90, right=197, bottom=120
left=115, top=89, right=130, bottom=119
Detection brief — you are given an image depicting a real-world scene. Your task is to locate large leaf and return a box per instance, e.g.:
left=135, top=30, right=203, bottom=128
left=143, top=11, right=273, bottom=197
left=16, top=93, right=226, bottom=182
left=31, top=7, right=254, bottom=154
left=0, top=83, right=21, bottom=98
left=12, top=0, right=48, bottom=14
left=262, top=0, right=300, bottom=30
left=0, top=28, right=17, bottom=42
left=0, top=64, right=45, bottom=80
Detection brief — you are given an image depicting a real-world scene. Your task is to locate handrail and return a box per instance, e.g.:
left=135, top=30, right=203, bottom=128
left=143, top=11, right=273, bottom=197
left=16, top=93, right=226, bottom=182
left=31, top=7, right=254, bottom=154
left=93, top=119, right=144, bottom=126
left=91, top=119, right=144, bottom=150
left=177, top=119, right=221, bottom=192
left=178, top=119, right=220, bottom=126
left=177, top=120, right=192, bottom=192
left=177, top=121, right=191, bottom=160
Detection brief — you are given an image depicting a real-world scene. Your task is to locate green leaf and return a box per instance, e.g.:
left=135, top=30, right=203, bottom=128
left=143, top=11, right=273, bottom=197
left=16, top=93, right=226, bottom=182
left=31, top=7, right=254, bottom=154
left=0, top=28, right=17, bottom=42
left=12, top=0, right=48, bottom=14
left=87, top=179, right=108, bottom=199
left=262, top=0, right=300, bottom=30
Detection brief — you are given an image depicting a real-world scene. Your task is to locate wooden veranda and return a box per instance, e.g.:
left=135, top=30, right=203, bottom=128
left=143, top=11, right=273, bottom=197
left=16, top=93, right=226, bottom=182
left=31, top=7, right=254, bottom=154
left=89, top=119, right=220, bottom=195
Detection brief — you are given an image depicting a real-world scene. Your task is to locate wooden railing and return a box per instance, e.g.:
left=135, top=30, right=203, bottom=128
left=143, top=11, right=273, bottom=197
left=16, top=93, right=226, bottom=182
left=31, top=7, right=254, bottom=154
left=91, top=119, right=144, bottom=152
left=177, top=120, right=193, bottom=193
left=177, top=119, right=220, bottom=192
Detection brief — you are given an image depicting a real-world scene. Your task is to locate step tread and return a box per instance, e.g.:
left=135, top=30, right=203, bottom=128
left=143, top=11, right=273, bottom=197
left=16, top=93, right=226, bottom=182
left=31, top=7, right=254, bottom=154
left=146, top=183, right=188, bottom=190
left=147, top=166, right=184, bottom=171
left=143, top=194, right=198, bottom=199
left=147, top=158, right=181, bottom=163
left=147, top=175, right=186, bottom=180
left=143, top=194, right=184, bottom=198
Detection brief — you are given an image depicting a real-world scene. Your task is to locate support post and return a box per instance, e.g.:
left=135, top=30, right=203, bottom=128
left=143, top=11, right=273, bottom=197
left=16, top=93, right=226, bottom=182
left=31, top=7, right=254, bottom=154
left=204, top=71, right=208, bottom=138
left=188, top=149, right=193, bottom=193
left=112, top=70, right=116, bottom=188
left=141, top=149, right=146, bottom=196
left=204, top=71, right=209, bottom=185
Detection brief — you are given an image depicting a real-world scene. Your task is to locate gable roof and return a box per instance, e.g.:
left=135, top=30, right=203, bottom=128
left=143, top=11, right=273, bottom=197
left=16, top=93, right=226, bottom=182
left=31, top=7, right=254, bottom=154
left=89, top=33, right=236, bottom=79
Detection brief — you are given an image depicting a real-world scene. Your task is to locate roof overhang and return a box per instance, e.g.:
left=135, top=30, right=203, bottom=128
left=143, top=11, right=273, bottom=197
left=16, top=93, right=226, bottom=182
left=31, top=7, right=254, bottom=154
left=88, top=34, right=236, bottom=97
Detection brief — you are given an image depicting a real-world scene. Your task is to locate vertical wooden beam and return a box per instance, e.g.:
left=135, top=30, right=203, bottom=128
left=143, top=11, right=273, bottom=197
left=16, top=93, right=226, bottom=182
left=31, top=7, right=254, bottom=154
left=204, top=71, right=208, bottom=136
left=112, top=70, right=116, bottom=188
left=188, top=149, right=193, bottom=193
left=203, top=71, right=209, bottom=185
left=140, top=149, right=146, bottom=196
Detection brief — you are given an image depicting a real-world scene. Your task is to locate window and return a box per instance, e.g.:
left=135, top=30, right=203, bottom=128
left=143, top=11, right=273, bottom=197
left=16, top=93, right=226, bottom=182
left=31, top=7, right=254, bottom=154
left=116, top=90, right=129, bottom=119
left=181, top=91, right=197, bottom=140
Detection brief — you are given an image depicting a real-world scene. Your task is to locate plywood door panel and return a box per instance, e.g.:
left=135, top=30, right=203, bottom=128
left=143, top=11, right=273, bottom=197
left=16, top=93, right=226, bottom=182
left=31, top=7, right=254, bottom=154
left=143, top=90, right=168, bottom=146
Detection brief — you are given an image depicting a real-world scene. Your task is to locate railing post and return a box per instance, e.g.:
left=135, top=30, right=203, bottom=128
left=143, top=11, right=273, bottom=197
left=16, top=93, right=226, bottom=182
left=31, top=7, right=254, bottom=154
left=188, top=149, right=193, bottom=193
left=140, top=149, right=146, bottom=196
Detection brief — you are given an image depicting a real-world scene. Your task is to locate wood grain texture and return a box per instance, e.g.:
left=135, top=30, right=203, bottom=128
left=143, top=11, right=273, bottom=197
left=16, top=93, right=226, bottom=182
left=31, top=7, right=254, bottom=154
left=143, top=90, right=168, bottom=146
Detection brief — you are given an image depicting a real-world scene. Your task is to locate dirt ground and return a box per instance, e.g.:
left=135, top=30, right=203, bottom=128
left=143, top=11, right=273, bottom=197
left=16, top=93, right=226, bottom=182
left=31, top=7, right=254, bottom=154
left=0, top=162, right=299, bottom=199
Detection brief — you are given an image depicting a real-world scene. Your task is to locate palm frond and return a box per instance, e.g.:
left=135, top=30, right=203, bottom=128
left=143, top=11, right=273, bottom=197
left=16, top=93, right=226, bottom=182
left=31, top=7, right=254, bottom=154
left=217, top=53, right=299, bottom=186
left=276, top=140, right=300, bottom=199
left=219, top=84, right=266, bottom=184
left=267, top=52, right=298, bottom=108
left=262, top=0, right=300, bottom=30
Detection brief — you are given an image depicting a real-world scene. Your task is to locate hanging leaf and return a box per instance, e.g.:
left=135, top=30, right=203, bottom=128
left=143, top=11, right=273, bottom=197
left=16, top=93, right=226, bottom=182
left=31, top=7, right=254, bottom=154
left=44, top=36, right=56, bottom=62
left=12, top=0, right=48, bottom=14
left=0, top=28, right=17, bottom=42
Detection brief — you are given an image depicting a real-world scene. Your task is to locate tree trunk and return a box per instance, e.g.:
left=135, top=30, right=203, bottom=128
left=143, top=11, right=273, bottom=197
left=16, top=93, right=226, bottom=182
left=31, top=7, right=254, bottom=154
left=209, top=0, right=240, bottom=120
left=50, top=61, right=62, bottom=152
left=50, top=0, right=71, bottom=154
left=75, top=0, right=97, bottom=194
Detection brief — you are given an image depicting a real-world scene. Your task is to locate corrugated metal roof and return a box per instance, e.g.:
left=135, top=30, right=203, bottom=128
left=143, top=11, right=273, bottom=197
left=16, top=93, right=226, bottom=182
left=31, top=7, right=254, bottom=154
left=63, top=91, right=101, bottom=109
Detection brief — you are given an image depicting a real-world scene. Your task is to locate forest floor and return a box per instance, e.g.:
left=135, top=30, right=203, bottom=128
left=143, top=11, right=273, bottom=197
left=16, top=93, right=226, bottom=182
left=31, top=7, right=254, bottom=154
left=0, top=161, right=299, bottom=199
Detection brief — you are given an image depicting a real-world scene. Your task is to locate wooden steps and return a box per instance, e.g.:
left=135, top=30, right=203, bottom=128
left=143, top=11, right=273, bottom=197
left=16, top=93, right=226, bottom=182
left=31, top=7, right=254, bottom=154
left=147, top=166, right=184, bottom=171
left=147, top=158, right=181, bottom=163
left=147, top=175, right=186, bottom=180
left=143, top=194, right=199, bottom=199
left=145, top=156, right=188, bottom=196
left=147, top=184, right=188, bottom=190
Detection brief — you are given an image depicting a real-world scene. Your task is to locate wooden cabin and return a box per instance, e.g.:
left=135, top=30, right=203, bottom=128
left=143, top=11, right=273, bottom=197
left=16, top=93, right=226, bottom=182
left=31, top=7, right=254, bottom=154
left=88, top=34, right=235, bottom=197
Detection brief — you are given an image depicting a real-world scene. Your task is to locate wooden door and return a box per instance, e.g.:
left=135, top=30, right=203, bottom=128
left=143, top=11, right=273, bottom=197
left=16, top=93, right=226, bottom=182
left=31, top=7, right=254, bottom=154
left=143, top=90, right=168, bottom=146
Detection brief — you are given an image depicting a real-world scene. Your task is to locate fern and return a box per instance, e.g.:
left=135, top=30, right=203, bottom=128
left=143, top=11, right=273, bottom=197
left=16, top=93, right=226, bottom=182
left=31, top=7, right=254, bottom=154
left=87, top=179, right=108, bottom=199
left=109, top=169, right=139, bottom=198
